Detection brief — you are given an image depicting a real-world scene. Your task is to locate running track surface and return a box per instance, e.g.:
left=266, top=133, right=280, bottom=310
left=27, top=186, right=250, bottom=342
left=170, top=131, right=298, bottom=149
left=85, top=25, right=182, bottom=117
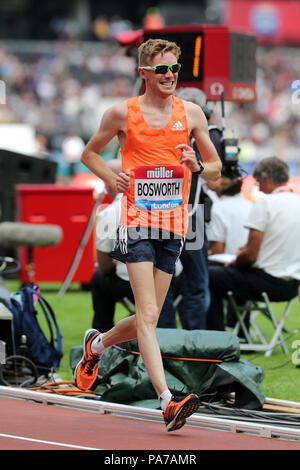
left=1, top=397, right=300, bottom=450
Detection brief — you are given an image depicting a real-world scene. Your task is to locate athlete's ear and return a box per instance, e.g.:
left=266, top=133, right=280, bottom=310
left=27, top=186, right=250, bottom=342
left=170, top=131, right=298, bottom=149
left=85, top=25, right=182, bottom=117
left=138, top=67, right=147, bottom=80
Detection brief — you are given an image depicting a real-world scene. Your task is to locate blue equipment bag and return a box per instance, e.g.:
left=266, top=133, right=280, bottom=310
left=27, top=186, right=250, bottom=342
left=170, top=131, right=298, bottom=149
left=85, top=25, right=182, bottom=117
left=6, top=284, right=63, bottom=375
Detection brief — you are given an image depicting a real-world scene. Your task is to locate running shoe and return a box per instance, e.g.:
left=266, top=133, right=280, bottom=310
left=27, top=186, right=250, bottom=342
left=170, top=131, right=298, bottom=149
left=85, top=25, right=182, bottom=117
left=74, top=329, right=102, bottom=391
left=163, top=393, right=199, bottom=432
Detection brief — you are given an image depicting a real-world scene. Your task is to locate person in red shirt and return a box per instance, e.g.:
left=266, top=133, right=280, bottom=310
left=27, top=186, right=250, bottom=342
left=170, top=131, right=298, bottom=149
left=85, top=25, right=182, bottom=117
left=74, top=38, right=221, bottom=431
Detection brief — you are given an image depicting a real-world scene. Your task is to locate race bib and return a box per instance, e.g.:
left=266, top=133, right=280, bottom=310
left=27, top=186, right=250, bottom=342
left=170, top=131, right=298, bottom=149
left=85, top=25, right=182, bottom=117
left=134, top=165, right=184, bottom=210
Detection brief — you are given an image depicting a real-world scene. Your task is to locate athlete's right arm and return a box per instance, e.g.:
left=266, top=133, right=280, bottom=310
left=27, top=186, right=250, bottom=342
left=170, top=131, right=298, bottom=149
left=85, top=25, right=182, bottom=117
left=81, top=102, right=127, bottom=190
left=186, top=102, right=222, bottom=181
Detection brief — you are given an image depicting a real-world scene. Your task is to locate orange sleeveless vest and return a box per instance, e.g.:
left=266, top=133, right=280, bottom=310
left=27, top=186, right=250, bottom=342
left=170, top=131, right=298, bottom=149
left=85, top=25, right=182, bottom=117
left=120, top=95, right=191, bottom=236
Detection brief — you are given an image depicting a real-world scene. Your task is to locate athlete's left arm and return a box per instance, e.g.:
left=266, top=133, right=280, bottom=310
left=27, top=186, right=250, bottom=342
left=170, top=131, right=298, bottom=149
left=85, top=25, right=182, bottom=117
left=190, top=103, right=222, bottom=181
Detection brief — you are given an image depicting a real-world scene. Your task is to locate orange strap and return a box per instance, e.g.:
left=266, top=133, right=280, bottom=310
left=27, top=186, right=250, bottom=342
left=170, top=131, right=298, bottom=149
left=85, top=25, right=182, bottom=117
left=127, top=349, right=223, bottom=363
left=29, top=381, right=97, bottom=396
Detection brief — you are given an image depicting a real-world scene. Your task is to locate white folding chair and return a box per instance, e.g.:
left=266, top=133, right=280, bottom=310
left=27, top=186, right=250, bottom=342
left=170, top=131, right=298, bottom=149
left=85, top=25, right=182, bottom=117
left=227, top=291, right=295, bottom=357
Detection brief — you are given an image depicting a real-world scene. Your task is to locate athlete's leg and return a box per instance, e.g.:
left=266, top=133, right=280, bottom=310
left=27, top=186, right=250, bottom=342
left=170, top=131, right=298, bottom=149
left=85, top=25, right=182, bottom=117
left=153, top=266, right=174, bottom=314
left=97, top=264, right=172, bottom=352
left=101, top=315, right=137, bottom=345
left=90, top=262, right=172, bottom=397
left=99, top=266, right=177, bottom=338
left=125, top=261, right=172, bottom=397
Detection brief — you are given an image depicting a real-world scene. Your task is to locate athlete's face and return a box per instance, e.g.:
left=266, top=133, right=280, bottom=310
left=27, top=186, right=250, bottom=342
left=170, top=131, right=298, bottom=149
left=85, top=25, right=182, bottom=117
left=142, top=52, right=179, bottom=96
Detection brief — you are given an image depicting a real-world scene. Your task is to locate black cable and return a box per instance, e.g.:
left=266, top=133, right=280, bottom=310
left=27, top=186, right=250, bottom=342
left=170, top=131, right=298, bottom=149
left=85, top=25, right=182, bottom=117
left=199, top=401, right=300, bottom=427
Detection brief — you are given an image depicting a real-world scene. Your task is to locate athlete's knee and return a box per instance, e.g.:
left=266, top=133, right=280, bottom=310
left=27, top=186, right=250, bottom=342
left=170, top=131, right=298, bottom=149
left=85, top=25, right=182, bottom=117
left=138, top=303, right=160, bottom=328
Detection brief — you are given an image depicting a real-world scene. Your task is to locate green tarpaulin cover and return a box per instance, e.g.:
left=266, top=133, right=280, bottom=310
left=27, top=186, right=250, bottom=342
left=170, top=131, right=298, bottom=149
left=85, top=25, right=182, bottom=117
left=70, top=328, right=265, bottom=410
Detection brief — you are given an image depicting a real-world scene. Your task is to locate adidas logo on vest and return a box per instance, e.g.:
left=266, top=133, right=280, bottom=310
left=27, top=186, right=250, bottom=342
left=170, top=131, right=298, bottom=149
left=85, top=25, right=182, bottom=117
left=171, top=120, right=185, bottom=131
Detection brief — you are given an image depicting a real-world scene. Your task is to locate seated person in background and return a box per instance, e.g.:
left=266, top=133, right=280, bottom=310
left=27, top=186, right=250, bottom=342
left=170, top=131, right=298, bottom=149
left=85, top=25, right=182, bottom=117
left=206, top=172, right=253, bottom=331
left=90, top=159, right=134, bottom=332
left=206, top=156, right=300, bottom=331
left=206, top=175, right=252, bottom=256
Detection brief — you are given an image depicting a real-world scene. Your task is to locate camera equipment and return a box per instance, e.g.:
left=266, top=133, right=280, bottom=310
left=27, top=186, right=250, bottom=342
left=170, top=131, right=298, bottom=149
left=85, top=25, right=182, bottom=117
left=220, top=91, right=242, bottom=180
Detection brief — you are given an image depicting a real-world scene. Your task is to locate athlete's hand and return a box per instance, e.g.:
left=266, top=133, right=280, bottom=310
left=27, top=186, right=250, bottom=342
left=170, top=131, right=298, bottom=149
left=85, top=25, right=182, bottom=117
left=116, top=169, right=130, bottom=193
left=175, top=144, right=199, bottom=172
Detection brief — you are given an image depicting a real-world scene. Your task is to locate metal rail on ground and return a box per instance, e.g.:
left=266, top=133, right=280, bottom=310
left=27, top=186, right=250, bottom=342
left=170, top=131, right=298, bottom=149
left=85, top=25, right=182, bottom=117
left=1, top=386, right=300, bottom=442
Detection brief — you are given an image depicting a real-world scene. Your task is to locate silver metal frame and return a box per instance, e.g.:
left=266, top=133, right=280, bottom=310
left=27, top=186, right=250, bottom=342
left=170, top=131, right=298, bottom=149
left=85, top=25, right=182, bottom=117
left=227, top=291, right=294, bottom=357
left=1, top=386, right=300, bottom=442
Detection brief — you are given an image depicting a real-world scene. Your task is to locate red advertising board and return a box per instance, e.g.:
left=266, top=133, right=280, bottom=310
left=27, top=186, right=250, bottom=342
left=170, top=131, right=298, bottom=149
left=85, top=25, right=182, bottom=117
left=225, top=0, right=300, bottom=45
left=16, top=185, right=96, bottom=284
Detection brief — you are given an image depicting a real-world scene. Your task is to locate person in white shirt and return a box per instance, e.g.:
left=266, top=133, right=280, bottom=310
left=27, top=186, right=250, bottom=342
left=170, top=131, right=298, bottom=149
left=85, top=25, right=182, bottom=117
left=206, top=176, right=252, bottom=256
left=90, top=159, right=134, bottom=332
left=206, top=174, right=253, bottom=332
left=206, top=157, right=300, bottom=331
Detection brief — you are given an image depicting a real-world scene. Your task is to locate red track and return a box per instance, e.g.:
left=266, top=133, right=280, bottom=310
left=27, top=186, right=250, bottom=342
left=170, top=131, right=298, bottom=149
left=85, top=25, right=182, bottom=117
left=1, top=397, right=300, bottom=450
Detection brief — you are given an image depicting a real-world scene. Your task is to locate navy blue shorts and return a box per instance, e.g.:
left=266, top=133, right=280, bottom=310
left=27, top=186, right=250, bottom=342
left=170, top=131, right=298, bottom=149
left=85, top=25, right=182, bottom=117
left=110, top=227, right=184, bottom=274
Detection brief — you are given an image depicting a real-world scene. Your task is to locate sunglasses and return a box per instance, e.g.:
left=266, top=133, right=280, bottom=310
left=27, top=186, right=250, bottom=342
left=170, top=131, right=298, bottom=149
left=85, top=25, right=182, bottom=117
left=140, top=63, right=181, bottom=74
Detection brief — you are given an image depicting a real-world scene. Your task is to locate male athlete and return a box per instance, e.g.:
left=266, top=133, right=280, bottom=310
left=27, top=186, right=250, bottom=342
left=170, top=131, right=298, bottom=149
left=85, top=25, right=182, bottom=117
left=75, top=38, right=221, bottom=432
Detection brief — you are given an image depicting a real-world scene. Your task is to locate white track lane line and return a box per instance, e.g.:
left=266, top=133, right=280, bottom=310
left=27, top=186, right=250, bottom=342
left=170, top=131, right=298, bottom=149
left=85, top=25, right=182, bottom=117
left=0, top=433, right=102, bottom=450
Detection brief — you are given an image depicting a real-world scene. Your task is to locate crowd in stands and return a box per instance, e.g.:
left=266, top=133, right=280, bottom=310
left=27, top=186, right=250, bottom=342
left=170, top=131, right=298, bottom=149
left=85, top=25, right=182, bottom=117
left=0, top=39, right=136, bottom=159
left=225, top=47, right=300, bottom=166
left=1, top=32, right=300, bottom=170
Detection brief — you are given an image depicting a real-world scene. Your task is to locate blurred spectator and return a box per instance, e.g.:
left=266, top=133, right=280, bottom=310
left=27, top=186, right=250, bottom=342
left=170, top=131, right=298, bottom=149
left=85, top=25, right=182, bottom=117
left=34, top=133, right=50, bottom=158
left=109, top=15, right=133, bottom=38
left=62, top=133, right=85, bottom=177
left=92, top=16, right=110, bottom=41
left=143, top=7, right=164, bottom=30
left=206, top=176, right=252, bottom=256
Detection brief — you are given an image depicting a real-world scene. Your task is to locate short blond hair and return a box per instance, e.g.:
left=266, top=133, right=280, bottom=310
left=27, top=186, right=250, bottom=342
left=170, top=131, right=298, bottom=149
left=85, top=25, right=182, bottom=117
left=138, top=38, right=181, bottom=66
